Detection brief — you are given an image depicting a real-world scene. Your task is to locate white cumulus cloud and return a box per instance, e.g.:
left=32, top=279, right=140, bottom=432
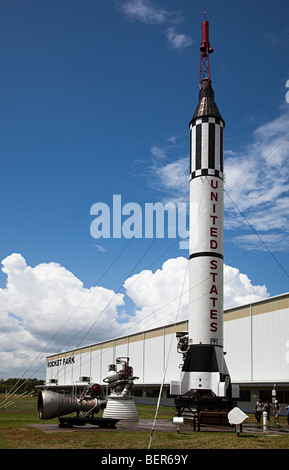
left=123, top=257, right=269, bottom=332
left=0, top=253, right=269, bottom=379
left=224, top=107, right=289, bottom=250
left=0, top=253, right=124, bottom=378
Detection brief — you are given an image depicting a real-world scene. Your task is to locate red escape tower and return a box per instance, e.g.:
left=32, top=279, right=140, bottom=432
left=199, top=12, right=214, bottom=86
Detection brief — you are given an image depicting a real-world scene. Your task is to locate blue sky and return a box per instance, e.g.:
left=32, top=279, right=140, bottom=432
left=0, top=0, right=289, bottom=379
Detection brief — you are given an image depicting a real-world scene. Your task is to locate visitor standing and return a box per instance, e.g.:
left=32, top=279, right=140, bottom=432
left=253, top=398, right=263, bottom=426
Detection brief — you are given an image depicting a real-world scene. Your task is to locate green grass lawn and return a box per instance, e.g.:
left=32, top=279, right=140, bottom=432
left=1, top=394, right=289, bottom=449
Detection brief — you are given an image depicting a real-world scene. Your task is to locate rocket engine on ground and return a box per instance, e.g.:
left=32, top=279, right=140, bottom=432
left=102, top=357, right=139, bottom=421
left=170, top=14, right=239, bottom=414
left=38, top=357, right=139, bottom=425
left=38, top=382, right=106, bottom=420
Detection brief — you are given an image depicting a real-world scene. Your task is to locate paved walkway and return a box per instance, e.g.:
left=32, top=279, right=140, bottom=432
left=29, top=419, right=289, bottom=435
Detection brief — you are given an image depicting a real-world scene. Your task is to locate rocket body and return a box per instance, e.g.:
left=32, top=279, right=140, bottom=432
left=188, top=107, right=224, bottom=347
left=170, top=16, right=238, bottom=403
left=175, top=81, right=230, bottom=399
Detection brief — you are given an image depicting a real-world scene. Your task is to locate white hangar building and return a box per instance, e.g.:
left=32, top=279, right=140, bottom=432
left=45, top=292, right=289, bottom=414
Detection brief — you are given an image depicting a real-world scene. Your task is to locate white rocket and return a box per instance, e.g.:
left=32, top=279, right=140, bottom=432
left=171, top=15, right=239, bottom=405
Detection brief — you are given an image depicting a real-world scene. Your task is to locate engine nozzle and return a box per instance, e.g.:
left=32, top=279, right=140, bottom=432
left=38, top=388, right=106, bottom=420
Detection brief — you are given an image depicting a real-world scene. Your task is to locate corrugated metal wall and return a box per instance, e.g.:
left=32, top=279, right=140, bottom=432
left=46, top=294, right=289, bottom=388
left=224, top=293, right=289, bottom=384
left=45, top=322, right=189, bottom=387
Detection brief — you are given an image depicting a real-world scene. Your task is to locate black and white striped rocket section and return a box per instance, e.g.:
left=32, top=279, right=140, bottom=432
left=188, top=115, right=224, bottom=347
left=190, top=116, right=224, bottom=179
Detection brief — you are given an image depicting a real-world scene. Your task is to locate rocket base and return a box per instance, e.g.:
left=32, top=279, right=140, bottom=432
left=171, top=344, right=235, bottom=396
left=171, top=344, right=238, bottom=424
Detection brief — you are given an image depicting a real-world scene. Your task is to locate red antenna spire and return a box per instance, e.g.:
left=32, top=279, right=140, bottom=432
left=199, top=12, right=214, bottom=88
